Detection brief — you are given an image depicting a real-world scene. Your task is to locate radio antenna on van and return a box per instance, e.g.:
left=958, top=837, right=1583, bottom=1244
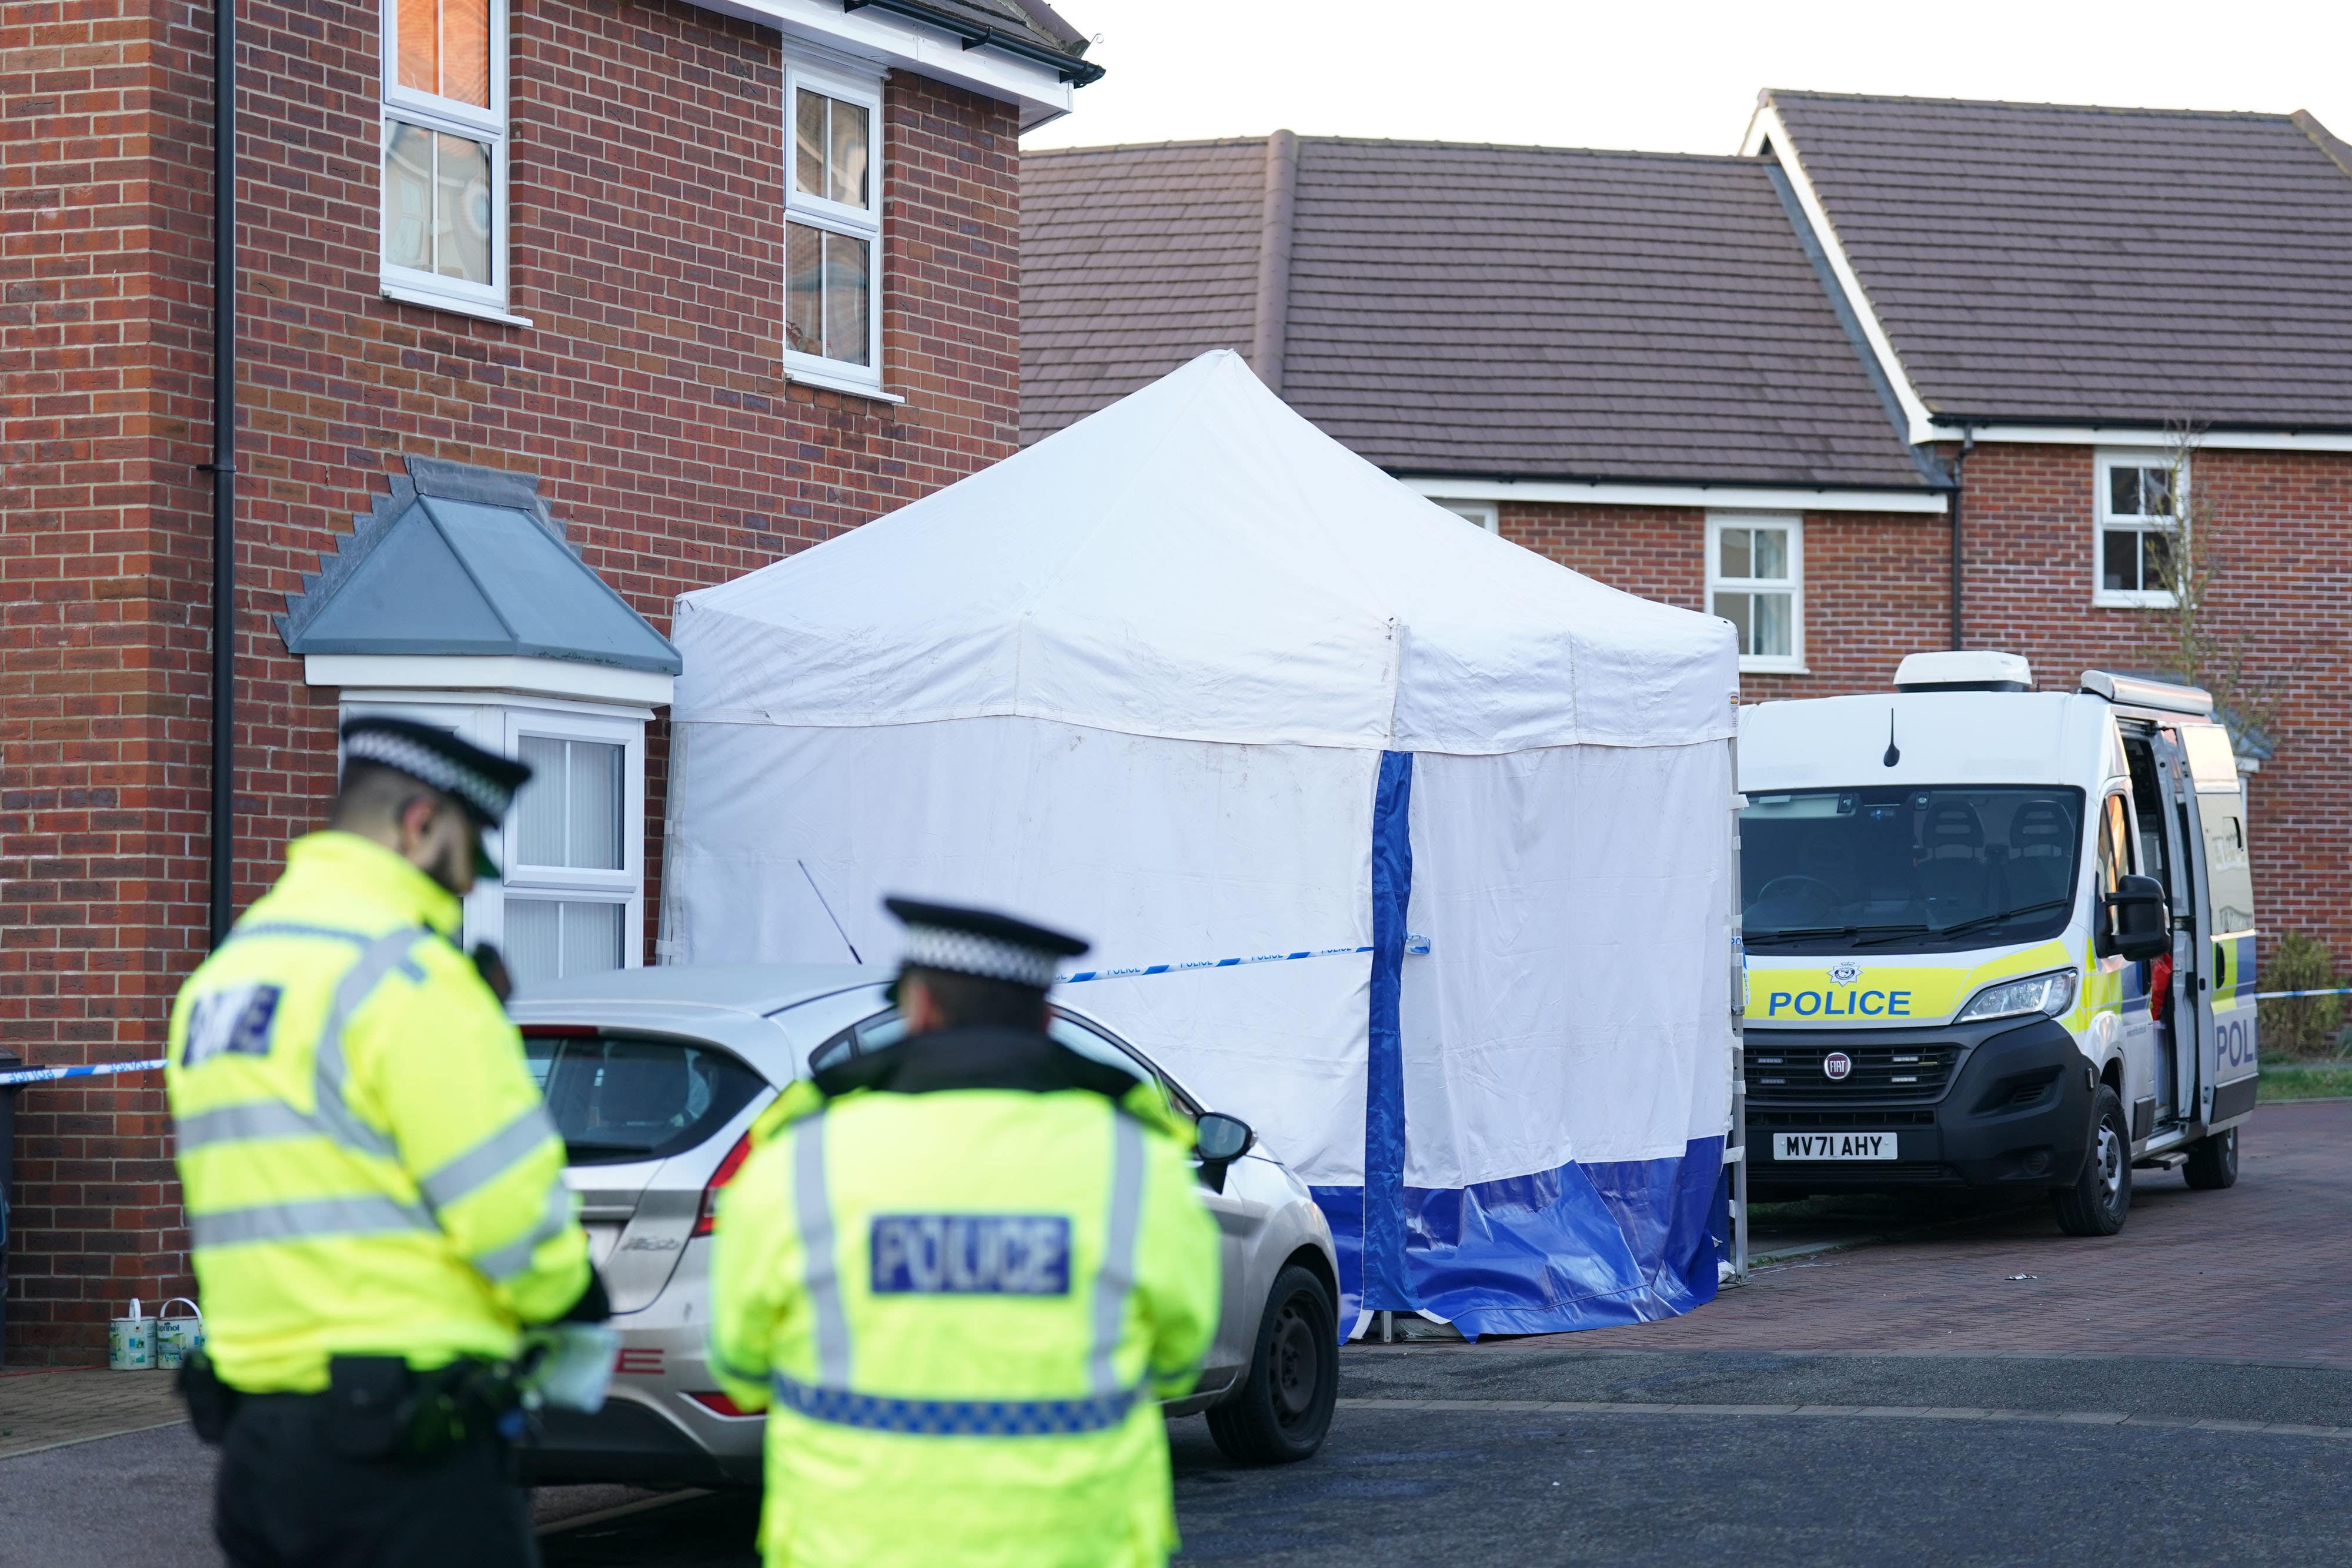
left=799, top=860, right=864, bottom=964
left=1882, top=711, right=1901, bottom=768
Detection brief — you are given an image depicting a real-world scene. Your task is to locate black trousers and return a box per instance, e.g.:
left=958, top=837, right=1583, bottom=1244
left=215, top=1393, right=540, bottom=1568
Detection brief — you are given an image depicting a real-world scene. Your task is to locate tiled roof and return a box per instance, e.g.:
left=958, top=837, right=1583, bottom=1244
left=1021, top=136, right=1935, bottom=492
left=1763, top=92, right=2352, bottom=429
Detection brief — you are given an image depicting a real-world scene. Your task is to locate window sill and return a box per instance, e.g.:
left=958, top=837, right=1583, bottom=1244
left=784, top=364, right=906, bottom=405
left=382, top=280, right=533, bottom=328
left=2092, top=592, right=2178, bottom=610
left=1738, top=660, right=1810, bottom=676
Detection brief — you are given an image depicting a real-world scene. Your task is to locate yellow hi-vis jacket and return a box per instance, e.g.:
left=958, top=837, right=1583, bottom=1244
left=709, top=1028, right=1221, bottom=1568
left=165, top=831, right=589, bottom=1393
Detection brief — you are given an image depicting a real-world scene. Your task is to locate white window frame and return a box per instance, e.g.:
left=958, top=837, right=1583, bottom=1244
left=781, top=56, right=887, bottom=397
left=1707, top=511, right=1805, bottom=674
left=333, top=693, right=648, bottom=981
left=1430, top=498, right=1499, bottom=534
left=379, top=0, right=517, bottom=323
left=2093, top=449, right=2181, bottom=609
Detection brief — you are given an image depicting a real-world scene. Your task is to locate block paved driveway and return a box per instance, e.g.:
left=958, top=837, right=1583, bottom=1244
left=1553, top=1096, right=2351, bottom=1366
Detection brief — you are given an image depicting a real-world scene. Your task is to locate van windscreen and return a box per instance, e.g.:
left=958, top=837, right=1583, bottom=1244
left=523, top=1031, right=764, bottom=1166
left=1742, top=786, right=2086, bottom=954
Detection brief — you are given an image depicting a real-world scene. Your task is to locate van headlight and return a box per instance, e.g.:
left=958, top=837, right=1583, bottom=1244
left=1954, top=969, right=2079, bottom=1024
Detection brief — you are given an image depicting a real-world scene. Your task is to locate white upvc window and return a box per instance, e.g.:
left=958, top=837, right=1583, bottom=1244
left=380, top=0, right=514, bottom=322
left=336, top=694, right=647, bottom=991
left=1708, top=512, right=1804, bottom=673
left=1430, top=499, right=1499, bottom=534
left=2094, top=450, right=2180, bottom=607
left=783, top=58, right=885, bottom=395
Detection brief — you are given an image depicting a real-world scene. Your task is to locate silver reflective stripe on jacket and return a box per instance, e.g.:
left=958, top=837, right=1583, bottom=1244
left=180, top=922, right=427, bottom=1167
left=470, top=1182, right=575, bottom=1282
left=794, top=1115, right=854, bottom=1389
left=783, top=1105, right=1152, bottom=1432
left=420, top=1102, right=559, bottom=1215
left=190, top=1193, right=437, bottom=1248
left=1087, top=1115, right=1146, bottom=1397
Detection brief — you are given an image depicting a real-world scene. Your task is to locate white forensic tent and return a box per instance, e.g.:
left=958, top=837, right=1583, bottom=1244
left=663, top=350, right=1741, bottom=1335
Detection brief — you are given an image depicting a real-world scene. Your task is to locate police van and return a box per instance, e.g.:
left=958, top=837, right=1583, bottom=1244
left=1737, top=652, right=2256, bottom=1235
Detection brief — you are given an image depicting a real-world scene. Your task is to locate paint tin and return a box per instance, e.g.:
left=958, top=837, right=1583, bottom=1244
left=153, top=1298, right=203, bottom=1370
left=108, top=1299, right=152, bottom=1370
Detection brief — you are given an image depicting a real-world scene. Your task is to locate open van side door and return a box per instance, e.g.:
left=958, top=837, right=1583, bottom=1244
left=2148, top=728, right=2212, bottom=1127
left=2178, top=726, right=2259, bottom=1124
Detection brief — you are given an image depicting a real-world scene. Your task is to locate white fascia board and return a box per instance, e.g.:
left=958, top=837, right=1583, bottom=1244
left=1923, top=423, right=2352, bottom=453
left=306, top=654, right=676, bottom=707
left=683, top=0, right=1074, bottom=128
left=1744, top=104, right=1942, bottom=447
left=1400, top=475, right=1949, bottom=516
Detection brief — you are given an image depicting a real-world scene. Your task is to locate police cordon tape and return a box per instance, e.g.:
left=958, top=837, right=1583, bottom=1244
left=1058, top=934, right=1431, bottom=985
left=0, top=1058, right=170, bottom=1089
left=0, top=940, right=1436, bottom=1086
left=0, top=968, right=2334, bottom=1088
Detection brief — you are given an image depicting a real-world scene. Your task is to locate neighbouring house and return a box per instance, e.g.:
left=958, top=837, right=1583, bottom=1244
left=1, top=0, right=1096, bottom=1361
left=1022, top=92, right=2352, bottom=967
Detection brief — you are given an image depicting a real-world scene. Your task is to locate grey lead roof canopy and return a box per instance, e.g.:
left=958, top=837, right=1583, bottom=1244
left=278, top=456, right=682, bottom=674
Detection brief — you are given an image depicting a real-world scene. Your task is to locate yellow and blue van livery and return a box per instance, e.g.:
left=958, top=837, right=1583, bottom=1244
left=1738, top=653, right=2255, bottom=1238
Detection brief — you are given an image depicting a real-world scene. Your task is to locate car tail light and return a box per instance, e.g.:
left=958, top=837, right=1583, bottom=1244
left=687, top=1390, right=754, bottom=1417
left=694, top=1130, right=753, bottom=1237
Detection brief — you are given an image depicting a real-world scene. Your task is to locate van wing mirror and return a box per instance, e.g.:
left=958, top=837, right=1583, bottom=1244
left=2099, top=873, right=2170, bottom=962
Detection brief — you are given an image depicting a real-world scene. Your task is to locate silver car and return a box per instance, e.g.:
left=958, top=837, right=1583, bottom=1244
left=509, top=964, right=1341, bottom=1484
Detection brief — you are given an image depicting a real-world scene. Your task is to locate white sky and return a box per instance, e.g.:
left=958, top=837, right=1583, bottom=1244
left=1024, top=0, right=2352, bottom=156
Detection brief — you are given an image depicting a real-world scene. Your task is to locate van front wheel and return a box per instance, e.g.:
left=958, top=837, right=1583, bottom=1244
left=2183, top=1125, right=2239, bottom=1190
left=2052, top=1086, right=2132, bottom=1237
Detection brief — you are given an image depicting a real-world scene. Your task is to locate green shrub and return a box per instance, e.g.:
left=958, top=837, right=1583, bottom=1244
left=2258, top=931, right=2346, bottom=1058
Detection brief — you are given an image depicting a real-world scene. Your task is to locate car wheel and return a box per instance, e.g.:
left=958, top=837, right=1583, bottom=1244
left=1205, top=1264, right=1336, bottom=1465
left=2183, top=1124, right=2239, bottom=1190
left=2052, top=1085, right=2132, bottom=1236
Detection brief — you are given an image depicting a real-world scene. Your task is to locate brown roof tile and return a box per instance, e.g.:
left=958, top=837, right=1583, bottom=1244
left=1764, top=91, right=2352, bottom=429
left=1021, top=136, right=1934, bottom=492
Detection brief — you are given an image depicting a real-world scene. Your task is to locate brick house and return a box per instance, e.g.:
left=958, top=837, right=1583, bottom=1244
left=1022, top=93, right=2352, bottom=968
left=2, top=0, right=1095, bottom=1360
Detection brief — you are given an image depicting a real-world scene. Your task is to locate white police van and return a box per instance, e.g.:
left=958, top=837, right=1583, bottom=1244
left=1738, top=653, right=2256, bottom=1235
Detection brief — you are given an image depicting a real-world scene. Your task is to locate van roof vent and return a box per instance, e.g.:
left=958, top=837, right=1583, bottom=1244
left=2079, top=670, right=2214, bottom=717
left=1893, top=651, right=2033, bottom=693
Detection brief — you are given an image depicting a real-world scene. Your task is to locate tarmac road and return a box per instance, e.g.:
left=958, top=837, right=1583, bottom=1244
left=526, top=1348, right=2352, bottom=1567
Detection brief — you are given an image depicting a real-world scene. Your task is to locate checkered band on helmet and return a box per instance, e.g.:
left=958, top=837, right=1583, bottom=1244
left=343, top=728, right=517, bottom=827
left=898, top=925, right=1063, bottom=989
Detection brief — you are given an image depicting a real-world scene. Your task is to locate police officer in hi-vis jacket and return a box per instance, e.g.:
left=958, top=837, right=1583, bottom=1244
left=709, top=898, right=1222, bottom=1568
left=168, top=718, right=606, bottom=1568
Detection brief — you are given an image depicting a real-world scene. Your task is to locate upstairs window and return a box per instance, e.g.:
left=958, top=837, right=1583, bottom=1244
left=2096, top=453, right=2178, bottom=607
left=1709, top=513, right=1803, bottom=673
left=783, top=62, right=884, bottom=394
left=382, top=0, right=510, bottom=319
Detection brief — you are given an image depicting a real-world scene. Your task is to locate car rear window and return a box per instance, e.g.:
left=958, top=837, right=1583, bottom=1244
left=523, top=1031, right=765, bottom=1166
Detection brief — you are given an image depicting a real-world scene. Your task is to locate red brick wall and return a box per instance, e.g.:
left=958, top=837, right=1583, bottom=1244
left=3, top=0, right=1021, bottom=1360
left=1497, top=500, right=1949, bottom=698
left=2, top=0, right=216, bottom=1365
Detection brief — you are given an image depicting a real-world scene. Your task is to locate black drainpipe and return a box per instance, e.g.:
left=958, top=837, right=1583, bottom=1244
left=1947, top=429, right=1976, bottom=651
left=207, top=0, right=238, bottom=945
